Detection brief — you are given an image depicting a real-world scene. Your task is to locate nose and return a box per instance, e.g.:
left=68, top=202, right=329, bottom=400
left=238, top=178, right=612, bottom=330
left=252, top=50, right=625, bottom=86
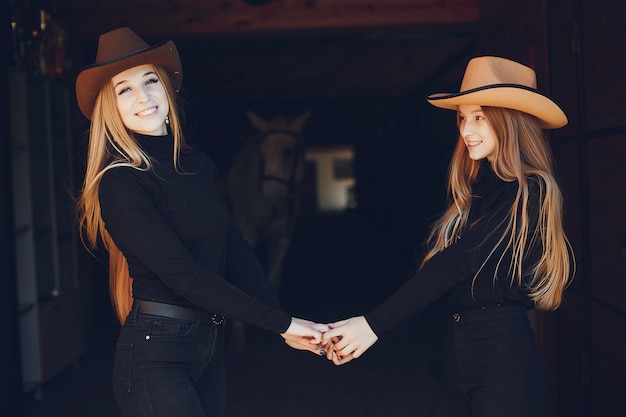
left=461, top=120, right=474, bottom=137
left=135, top=85, right=150, bottom=103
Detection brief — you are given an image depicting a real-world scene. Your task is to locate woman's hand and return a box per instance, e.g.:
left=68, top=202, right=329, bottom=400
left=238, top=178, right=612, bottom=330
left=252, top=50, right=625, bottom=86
left=322, top=316, right=378, bottom=365
left=280, top=318, right=330, bottom=356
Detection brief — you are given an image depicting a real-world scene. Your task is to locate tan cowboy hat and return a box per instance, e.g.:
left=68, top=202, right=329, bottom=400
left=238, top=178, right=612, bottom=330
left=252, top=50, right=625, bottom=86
left=75, top=27, right=182, bottom=120
left=427, top=56, right=567, bottom=129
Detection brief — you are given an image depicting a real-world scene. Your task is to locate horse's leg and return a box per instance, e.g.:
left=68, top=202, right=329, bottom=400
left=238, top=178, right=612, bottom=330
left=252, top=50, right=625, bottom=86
left=266, top=235, right=291, bottom=291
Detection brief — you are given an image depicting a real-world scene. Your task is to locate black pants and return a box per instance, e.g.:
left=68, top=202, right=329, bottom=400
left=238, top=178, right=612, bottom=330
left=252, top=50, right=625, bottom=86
left=428, top=305, right=547, bottom=417
left=112, top=303, right=226, bottom=417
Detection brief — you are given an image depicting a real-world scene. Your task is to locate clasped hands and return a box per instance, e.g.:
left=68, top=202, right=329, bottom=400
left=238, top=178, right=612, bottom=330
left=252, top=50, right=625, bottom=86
left=281, top=316, right=378, bottom=365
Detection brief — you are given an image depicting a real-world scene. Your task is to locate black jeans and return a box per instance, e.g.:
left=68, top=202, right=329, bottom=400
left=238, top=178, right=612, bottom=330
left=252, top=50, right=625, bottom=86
left=112, top=304, right=226, bottom=417
left=428, top=305, right=547, bottom=417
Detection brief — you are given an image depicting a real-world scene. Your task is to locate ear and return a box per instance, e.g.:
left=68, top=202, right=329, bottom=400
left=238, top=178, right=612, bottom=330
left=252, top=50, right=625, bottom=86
left=291, top=110, right=312, bottom=132
left=246, top=111, right=269, bottom=132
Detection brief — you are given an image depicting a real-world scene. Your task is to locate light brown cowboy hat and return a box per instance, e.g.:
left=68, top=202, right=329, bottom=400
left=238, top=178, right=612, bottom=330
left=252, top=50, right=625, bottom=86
left=427, top=56, right=567, bottom=129
left=75, top=27, right=182, bottom=120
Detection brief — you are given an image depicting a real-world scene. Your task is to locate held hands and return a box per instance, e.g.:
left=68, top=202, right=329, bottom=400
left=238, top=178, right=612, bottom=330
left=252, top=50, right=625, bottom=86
left=323, top=316, right=378, bottom=365
left=281, top=316, right=378, bottom=366
left=280, top=318, right=329, bottom=355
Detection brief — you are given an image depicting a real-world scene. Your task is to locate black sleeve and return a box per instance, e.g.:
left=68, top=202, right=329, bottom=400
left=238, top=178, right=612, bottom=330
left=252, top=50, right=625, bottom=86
left=364, top=227, right=481, bottom=337
left=224, top=222, right=284, bottom=310
left=99, top=167, right=291, bottom=333
left=203, top=155, right=284, bottom=311
left=365, top=178, right=545, bottom=337
left=364, top=197, right=512, bottom=336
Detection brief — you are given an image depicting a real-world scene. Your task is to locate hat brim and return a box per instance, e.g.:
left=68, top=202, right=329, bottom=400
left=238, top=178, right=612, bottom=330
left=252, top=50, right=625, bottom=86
left=76, top=41, right=182, bottom=120
left=427, top=84, right=567, bottom=129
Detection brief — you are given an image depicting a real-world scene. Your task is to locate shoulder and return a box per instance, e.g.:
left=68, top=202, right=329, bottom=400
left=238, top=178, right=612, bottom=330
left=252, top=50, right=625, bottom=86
left=180, top=148, right=220, bottom=181
left=101, top=164, right=146, bottom=184
left=99, top=164, right=152, bottom=199
left=180, top=147, right=216, bottom=168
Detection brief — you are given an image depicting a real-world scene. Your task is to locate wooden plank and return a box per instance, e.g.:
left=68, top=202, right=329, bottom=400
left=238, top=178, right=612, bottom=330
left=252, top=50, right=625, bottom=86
left=547, top=0, right=580, bottom=139
left=588, top=133, right=626, bottom=312
left=591, top=302, right=626, bottom=416
left=555, top=293, right=586, bottom=417
left=582, top=0, right=626, bottom=132
left=58, top=0, right=479, bottom=39
left=178, top=35, right=472, bottom=101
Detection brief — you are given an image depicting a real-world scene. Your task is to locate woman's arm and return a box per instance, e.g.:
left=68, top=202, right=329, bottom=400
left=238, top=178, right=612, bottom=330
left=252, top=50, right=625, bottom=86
left=99, top=167, right=292, bottom=333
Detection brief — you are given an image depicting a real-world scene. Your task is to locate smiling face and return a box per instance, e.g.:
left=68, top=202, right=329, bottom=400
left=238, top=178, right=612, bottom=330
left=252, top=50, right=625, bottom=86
left=112, top=64, right=170, bottom=136
left=457, top=104, right=498, bottom=161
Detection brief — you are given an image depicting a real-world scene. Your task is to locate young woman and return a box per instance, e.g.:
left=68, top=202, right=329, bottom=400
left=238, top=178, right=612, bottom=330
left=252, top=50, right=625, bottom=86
left=322, top=56, right=574, bottom=417
left=75, top=27, right=326, bottom=417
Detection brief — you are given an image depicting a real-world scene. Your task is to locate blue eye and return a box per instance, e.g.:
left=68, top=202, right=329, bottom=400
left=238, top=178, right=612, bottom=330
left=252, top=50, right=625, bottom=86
left=146, top=78, right=159, bottom=86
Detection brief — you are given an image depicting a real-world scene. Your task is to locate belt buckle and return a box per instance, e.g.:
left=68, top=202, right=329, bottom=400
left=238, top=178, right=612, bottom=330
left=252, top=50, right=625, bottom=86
left=211, top=314, right=225, bottom=326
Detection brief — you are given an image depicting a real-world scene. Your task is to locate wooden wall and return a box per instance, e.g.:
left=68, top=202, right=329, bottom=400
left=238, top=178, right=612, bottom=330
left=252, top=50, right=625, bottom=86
left=58, top=0, right=479, bottom=39
left=548, top=0, right=626, bottom=416
left=545, top=0, right=626, bottom=415
left=435, top=0, right=626, bottom=415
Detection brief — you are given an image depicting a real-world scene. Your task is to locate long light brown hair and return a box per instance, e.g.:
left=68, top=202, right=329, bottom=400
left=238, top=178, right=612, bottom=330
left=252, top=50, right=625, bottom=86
left=421, top=106, right=574, bottom=310
left=77, top=65, right=188, bottom=323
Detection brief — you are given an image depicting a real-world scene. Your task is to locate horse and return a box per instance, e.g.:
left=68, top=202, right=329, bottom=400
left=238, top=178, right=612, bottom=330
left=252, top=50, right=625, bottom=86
left=226, top=110, right=311, bottom=292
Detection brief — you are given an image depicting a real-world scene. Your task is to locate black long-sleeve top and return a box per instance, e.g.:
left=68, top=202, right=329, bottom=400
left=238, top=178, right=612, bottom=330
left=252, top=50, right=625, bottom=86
left=365, top=160, right=542, bottom=337
left=99, top=133, right=291, bottom=334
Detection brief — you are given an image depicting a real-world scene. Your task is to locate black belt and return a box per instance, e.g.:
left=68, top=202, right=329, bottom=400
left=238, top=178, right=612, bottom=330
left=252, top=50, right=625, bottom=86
left=136, top=300, right=225, bottom=325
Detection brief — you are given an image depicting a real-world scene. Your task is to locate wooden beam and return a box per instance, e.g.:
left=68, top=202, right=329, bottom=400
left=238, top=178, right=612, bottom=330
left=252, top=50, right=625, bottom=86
left=58, top=0, right=479, bottom=39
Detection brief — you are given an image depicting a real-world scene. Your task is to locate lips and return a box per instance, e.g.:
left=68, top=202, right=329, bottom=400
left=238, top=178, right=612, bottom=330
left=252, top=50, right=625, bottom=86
left=466, top=140, right=482, bottom=147
left=137, top=107, right=157, bottom=117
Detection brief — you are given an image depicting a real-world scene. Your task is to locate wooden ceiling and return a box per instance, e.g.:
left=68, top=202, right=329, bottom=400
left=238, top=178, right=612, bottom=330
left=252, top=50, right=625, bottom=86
left=58, top=0, right=480, bottom=102
left=59, top=0, right=479, bottom=39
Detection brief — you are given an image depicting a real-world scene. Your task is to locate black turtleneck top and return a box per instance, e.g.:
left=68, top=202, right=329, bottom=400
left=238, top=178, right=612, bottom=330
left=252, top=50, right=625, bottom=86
left=365, top=161, right=542, bottom=337
left=99, top=133, right=291, bottom=333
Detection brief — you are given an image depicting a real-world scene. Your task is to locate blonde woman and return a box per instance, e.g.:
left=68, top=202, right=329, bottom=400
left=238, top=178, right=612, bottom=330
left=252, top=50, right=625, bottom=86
left=322, top=56, right=574, bottom=417
left=75, top=27, right=327, bottom=417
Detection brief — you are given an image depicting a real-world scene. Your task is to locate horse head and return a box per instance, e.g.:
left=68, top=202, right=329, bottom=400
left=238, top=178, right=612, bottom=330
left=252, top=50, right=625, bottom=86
left=246, top=110, right=311, bottom=216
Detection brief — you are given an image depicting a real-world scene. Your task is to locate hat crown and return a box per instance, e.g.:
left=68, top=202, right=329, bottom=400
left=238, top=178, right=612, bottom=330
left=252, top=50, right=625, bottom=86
left=94, top=27, right=151, bottom=64
left=460, top=56, right=537, bottom=92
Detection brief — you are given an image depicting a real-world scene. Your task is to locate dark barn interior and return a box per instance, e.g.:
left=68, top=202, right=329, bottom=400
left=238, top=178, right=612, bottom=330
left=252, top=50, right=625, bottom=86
left=2, top=1, right=626, bottom=416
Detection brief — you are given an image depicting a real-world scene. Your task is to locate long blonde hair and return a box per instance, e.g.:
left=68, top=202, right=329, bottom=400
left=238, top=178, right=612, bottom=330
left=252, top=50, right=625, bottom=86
left=421, top=107, right=574, bottom=310
left=77, top=65, right=187, bottom=323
